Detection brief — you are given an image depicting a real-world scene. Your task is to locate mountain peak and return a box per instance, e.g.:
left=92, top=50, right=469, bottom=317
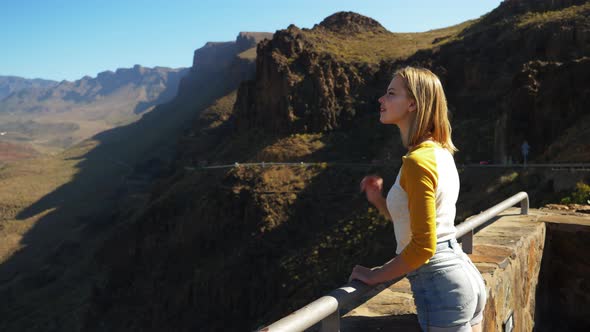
left=317, top=11, right=387, bottom=34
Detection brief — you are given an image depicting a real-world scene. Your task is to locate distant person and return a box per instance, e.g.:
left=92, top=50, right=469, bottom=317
left=521, top=140, right=530, bottom=167
left=349, top=66, right=486, bottom=331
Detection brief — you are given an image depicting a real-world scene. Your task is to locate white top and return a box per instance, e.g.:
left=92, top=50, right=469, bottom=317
left=385, top=141, right=459, bottom=256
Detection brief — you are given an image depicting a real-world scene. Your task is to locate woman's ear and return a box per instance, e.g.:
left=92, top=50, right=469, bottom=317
left=408, top=100, right=417, bottom=112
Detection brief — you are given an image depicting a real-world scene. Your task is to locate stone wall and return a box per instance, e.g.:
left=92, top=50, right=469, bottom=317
left=534, top=214, right=590, bottom=331
left=474, top=211, right=545, bottom=331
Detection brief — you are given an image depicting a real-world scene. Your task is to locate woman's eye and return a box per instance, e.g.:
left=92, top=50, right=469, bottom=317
left=388, top=92, right=395, bottom=95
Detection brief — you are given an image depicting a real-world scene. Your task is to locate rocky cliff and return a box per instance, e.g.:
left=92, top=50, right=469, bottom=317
left=233, top=11, right=470, bottom=135
left=503, top=58, right=590, bottom=162
left=233, top=25, right=368, bottom=134
left=191, top=32, right=273, bottom=70
left=420, top=0, right=590, bottom=163
left=176, top=32, right=272, bottom=102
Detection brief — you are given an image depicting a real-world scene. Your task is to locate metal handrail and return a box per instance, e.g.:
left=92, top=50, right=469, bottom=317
left=458, top=191, right=528, bottom=254
left=256, top=192, right=529, bottom=332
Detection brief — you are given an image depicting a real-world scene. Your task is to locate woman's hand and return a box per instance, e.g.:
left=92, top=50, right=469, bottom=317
left=360, top=175, right=384, bottom=206
left=348, top=265, right=381, bottom=286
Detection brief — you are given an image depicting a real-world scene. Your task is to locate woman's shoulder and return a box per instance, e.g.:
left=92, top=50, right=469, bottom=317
left=401, top=141, right=454, bottom=176
left=403, top=141, right=439, bottom=162
left=402, top=147, right=437, bottom=178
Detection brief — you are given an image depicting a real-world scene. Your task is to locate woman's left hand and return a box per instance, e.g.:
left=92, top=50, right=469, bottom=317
left=348, top=265, right=381, bottom=286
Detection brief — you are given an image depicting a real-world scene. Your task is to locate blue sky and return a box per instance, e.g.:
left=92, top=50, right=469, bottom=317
left=0, top=0, right=503, bottom=81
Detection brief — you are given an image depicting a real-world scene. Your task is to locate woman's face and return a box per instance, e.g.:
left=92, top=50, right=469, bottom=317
left=378, top=75, right=415, bottom=126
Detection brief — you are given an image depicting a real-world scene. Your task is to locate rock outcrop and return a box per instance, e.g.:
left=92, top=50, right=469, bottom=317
left=191, top=32, right=273, bottom=71
left=234, top=13, right=384, bottom=135
left=502, top=58, right=590, bottom=162
left=177, top=32, right=272, bottom=100
left=316, top=11, right=388, bottom=35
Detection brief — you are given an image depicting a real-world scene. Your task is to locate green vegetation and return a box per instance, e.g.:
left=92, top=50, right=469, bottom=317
left=517, top=2, right=590, bottom=28
left=255, top=133, right=326, bottom=162
left=0, top=139, right=103, bottom=262
left=500, top=171, right=519, bottom=184
left=560, top=181, right=590, bottom=205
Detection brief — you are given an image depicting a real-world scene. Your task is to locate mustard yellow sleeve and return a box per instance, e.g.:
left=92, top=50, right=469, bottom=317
left=399, top=154, right=438, bottom=270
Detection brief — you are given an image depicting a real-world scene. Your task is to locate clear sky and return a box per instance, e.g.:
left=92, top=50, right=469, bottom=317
left=0, top=0, right=503, bottom=81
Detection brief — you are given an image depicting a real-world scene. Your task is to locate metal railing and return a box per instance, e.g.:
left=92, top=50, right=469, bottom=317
left=184, top=162, right=590, bottom=171
left=458, top=191, right=528, bottom=254
left=255, top=191, right=529, bottom=332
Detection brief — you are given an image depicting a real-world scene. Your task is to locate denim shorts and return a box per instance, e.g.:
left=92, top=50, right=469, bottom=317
left=407, top=238, right=487, bottom=331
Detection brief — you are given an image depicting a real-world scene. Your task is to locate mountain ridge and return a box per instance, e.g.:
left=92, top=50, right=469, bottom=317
left=0, top=65, right=189, bottom=156
left=0, top=76, right=58, bottom=100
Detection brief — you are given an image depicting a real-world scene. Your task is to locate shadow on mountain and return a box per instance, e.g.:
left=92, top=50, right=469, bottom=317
left=133, top=69, right=190, bottom=114
left=0, top=48, right=258, bottom=331
left=76, top=108, right=407, bottom=330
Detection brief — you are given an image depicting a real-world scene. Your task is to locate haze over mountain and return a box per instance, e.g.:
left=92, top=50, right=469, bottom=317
left=0, top=76, right=58, bottom=100
left=0, top=1, right=588, bottom=331
left=0, top=65, right=188, bottom=157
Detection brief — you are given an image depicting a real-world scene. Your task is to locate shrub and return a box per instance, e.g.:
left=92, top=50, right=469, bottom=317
left=560, top=181, right=590, bottom=205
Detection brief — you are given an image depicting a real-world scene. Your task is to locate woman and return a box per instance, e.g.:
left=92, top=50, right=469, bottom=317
left=348, top=66, right=487, bottom=332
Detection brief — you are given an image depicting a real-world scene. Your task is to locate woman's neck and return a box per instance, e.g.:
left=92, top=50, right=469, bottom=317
left=407, top=136, right=434, bottom=151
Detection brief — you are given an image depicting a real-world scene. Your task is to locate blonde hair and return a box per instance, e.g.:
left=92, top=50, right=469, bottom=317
left=394, top=66, right=458, bottom=154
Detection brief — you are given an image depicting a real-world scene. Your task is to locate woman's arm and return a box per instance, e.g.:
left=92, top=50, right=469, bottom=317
left=350, top=154, right=439, bottom=285
left=371, top=195, right=392, bottom=221
left=397, top=156, right=438, bottom=270
left=349, top=254, right=413, bottom=286
left=360, top=175, right=392, bottom=221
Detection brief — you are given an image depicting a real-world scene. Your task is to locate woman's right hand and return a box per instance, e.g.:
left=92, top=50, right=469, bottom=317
left=360, top=175, right=384, bottom=206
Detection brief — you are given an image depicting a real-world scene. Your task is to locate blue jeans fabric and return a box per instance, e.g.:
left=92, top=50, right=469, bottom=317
left=407, top=238, right=487, bottom=331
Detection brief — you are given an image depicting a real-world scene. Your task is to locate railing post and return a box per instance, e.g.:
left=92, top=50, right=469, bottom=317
left=520, top=194, right=529, bottom=215
left=320, top=309, right=340, bottom=332
left=462, top=229, right=473, bottom=254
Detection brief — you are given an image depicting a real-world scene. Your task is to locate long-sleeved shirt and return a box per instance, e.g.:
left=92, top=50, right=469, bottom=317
left=385, top=140, right=459, bottom=270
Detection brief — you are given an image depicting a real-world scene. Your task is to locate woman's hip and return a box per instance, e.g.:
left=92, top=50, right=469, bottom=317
left=407, top=239, right=487, bottom=329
